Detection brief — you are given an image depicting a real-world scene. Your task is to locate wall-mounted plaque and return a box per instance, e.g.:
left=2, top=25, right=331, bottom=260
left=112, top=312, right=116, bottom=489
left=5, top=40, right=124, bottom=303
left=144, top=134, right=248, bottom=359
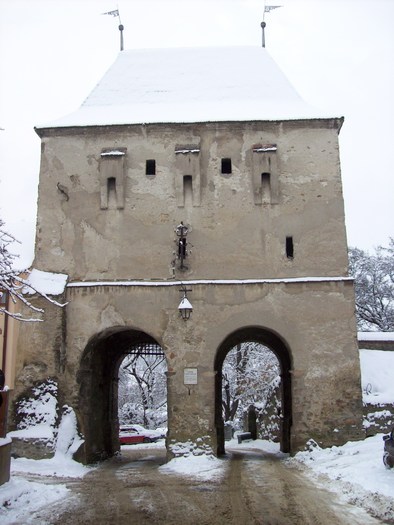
left=184, top=368, right=198, bottom=385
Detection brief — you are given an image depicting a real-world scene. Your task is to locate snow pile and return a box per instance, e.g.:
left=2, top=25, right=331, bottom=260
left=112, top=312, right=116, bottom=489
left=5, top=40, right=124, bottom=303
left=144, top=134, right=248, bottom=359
left=11, top=406, right=90, bottom=479
left=1, top=407, right=91, bottom=524
left=162, top=438, right=225, bottom=480
left=160, top=450, right=224, bottom=481
left=160, top=454, right=224, bottom=481
left=360, top=349, right=394, bottom=405
left=0, top=478, right=69, bottom=523
left=53, top=406, right=84, bottom=460
left=291, top=435, right=394, bottom=522
left=228, top=437, right=282, bottom=455
left=8, top=382, right=89, bottom=478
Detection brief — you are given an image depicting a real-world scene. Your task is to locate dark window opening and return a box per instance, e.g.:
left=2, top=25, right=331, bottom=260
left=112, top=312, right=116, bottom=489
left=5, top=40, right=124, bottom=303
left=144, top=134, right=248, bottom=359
left=107, top=177, right=117, bottom=206
left=146, top=159, right=156, bottom=176
left=183, top=175, right=193, bottom=207
left=221, top=158, right=232, bottom=174
left=286, top=236, right=294, bottom=259
left=261, top=172, right=271, bottom=202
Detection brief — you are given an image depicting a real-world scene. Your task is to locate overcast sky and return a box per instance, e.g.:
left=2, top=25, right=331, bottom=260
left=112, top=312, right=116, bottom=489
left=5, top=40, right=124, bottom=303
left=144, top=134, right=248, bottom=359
left=0, top=0, right=393, bottom=268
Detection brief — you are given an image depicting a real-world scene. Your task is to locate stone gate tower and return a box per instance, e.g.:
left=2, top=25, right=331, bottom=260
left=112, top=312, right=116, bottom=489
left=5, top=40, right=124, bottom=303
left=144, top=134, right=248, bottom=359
left=15, top=46, right=363, bottom=462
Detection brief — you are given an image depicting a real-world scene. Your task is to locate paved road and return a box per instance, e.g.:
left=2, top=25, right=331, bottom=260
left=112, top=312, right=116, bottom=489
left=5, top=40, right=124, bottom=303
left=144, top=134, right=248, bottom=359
left=31, top=446, right=384, bottom=525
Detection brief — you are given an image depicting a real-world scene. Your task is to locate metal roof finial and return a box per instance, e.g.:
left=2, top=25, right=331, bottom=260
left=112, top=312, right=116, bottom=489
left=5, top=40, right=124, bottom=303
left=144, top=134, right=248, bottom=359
left=102, top=7, right=124, bottom=51
left=261, top=4, right=282, bottom=48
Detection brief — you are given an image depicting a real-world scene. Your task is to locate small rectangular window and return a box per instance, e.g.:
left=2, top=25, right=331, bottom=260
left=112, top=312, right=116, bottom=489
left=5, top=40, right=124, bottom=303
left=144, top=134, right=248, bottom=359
left=286, top=236, right=294, bottom=259
left=183, top=175, right=193, bottom=207
left=221, top=158, right=232, bottom=174
left=107, top=177, right=117, bottom=207
left=146, top=159, right=156, bottom=176
left=261, top=172, right=271, bottom=203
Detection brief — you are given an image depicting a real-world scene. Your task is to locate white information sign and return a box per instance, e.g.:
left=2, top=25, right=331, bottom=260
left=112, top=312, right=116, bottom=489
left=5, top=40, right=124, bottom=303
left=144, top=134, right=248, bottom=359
left=184, top=368, right=198, bottom=385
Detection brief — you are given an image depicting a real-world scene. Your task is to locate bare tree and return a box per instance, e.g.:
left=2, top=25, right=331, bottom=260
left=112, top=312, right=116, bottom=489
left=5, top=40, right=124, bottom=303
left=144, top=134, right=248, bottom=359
left=349, top=238, right=394, bottom=331
left=0, top=218, right=65, bottom=321
left=222, top=342, right=280, bottom=426
left=118, top=350, right=167, bottom=428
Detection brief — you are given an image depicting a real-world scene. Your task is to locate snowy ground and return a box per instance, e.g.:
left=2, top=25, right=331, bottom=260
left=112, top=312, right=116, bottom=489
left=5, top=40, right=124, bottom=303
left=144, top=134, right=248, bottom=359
left=2, top=436, right=393, bottom=524
left=1, top=349, right=393, bottom=523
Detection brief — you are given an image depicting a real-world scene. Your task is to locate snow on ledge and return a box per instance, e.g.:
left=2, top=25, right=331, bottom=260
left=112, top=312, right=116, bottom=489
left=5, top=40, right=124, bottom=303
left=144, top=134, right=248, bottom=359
left=100, top=150, right=125, bottom=156
left=67, top=276, right=353, bottom=288
left=0, top=436, right=12, bottom=447
left=358, top=332, right=394, bottom=341
left=25, top=269, right=68, bottom=296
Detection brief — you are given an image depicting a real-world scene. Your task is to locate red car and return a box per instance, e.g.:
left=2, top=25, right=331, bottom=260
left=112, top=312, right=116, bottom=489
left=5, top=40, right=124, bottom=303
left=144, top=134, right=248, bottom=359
left=119, top=424, right=165, bottom=445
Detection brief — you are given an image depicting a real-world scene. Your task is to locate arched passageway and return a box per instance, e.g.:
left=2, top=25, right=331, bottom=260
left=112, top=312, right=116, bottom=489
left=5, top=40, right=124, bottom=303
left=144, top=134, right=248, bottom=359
left=77, top=327, right=166, bottom=463
left=214, top=327, right=292, bottom=455
left=118, top=343, right=167, bottom=430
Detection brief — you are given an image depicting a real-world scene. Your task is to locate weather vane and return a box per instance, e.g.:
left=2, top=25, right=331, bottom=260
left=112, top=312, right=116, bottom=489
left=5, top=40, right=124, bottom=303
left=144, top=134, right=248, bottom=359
left=102, top=8, right=124, bottom=51
left=261, top=4, right=282, bottom=48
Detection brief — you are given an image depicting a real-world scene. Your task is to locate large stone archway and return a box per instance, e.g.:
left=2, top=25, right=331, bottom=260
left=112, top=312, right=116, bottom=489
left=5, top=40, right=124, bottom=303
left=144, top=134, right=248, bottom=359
left=214, top=326, right=292, bottom=455
left=77, top=326, right=165, bottom=464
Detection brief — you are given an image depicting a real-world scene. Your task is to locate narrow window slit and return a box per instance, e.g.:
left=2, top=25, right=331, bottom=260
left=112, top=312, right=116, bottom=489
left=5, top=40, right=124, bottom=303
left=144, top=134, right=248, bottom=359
left=261, top=172, right=271, bottom=203
left=107, top=177, right=117, bottom=207
left=221, top=158, right=232, bottom=174
left=183, top=175, right=193, bottom=207
left=146, top=159, right=156, bottom=176
left=286, top=236, right=294, bottom=259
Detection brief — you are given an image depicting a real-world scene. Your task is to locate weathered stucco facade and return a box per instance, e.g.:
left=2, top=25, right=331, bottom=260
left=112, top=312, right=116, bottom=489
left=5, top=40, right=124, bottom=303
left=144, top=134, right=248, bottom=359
left=13, top=47, right=363, bottom=462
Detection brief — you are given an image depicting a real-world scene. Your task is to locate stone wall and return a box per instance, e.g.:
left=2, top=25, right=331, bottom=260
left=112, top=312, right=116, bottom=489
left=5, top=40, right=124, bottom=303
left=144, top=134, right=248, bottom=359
left=34, top=120, right=347, bottom=281
left=11, top=117, right=364, bottom=461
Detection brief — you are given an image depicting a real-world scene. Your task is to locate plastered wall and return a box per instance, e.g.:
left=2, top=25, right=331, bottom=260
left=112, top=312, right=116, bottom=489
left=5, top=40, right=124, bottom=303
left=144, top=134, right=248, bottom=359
left=11, top=117, right=364, bottom=460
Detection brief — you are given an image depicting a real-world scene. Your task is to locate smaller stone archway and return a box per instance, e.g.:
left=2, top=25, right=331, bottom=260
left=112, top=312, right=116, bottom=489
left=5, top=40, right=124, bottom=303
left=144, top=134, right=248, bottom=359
left=214, top=326, right=292, bottom=455
left=77, top=326, right=165, bottom=463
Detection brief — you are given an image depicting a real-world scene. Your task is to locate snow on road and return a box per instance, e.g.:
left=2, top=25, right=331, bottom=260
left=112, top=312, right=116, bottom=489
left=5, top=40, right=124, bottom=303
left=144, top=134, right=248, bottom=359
left=1, top=349, right=393, bottom=523
left=1, top=437, right=393, bottom=524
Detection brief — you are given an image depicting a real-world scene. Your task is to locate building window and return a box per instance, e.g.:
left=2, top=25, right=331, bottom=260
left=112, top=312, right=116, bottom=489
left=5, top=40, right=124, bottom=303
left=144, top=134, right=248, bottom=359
left=107, top=177, right=117, bottom=207
left=261, top=172, right=271, bottom=203
left=183, top=175, right=193, bottom=207
left=221, top=158, right=232, bottom=174
left=146, top=159, right=156, bottom=176
left=100, top=148, right=126, bottom=209
left=286, top=236, right=294, bottom=259
left=252, top=144, right=279, bottom=205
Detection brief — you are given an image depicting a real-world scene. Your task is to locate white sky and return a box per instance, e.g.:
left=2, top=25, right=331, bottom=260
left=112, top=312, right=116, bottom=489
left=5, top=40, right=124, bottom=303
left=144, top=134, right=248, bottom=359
left=0, top=0, right=393, bottom=267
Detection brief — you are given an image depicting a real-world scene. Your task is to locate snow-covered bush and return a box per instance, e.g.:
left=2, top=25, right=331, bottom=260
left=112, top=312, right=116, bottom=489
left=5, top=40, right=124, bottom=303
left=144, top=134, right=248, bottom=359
left=14, top=379, right=58, bottom=432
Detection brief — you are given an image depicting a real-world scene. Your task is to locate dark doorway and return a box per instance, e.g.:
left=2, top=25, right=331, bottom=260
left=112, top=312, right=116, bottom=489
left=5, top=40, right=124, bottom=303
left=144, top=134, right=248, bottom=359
left=214, top=327, right=292, bottom=455
left=78, top=327, right=166, bottom=463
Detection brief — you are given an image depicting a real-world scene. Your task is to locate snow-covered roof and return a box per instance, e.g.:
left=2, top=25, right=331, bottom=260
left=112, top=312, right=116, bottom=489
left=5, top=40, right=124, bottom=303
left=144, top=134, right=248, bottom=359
left=38, top=46, right=336, bottom=129
left=25, top=269, right=68, bottom=296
